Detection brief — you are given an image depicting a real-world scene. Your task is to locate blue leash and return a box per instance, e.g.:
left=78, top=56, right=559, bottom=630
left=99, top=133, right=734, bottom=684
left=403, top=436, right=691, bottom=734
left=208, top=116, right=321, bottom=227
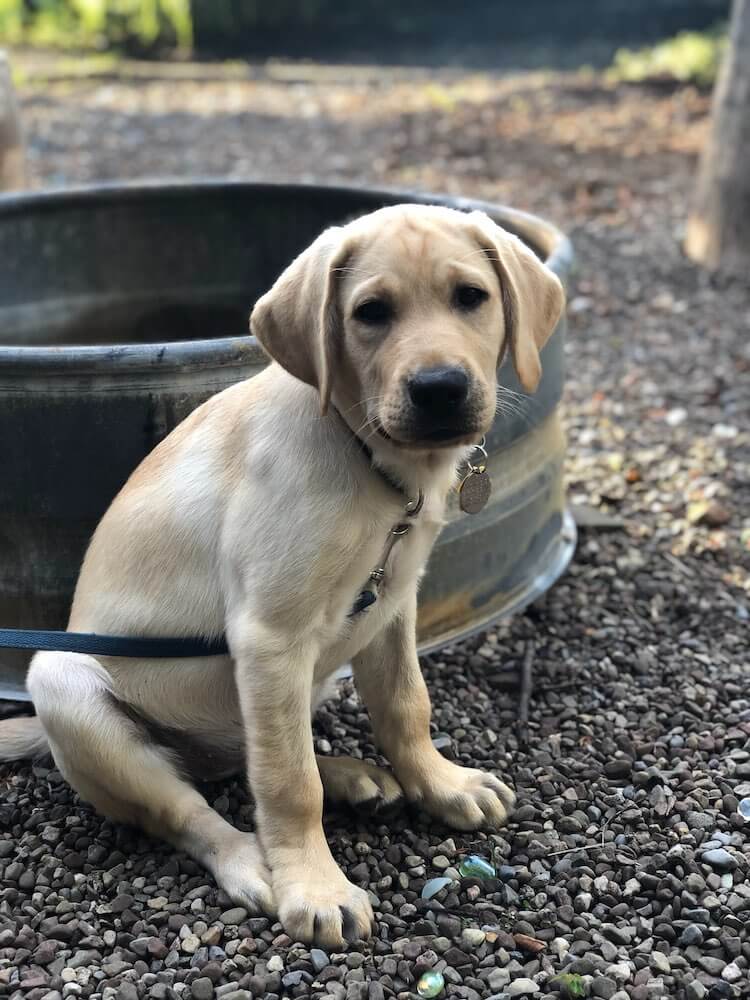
left=0, top=590, right=378, bottom=658
left=0, top=583, right=378, bottom=657
left=0, top=628, right=229, bottom=658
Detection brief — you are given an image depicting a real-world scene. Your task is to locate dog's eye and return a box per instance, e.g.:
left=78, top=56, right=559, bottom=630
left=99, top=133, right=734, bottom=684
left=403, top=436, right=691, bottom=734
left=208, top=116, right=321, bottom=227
left=454, top=285, right=488, bottom=310
left=353, top=299, right=393, bottom=325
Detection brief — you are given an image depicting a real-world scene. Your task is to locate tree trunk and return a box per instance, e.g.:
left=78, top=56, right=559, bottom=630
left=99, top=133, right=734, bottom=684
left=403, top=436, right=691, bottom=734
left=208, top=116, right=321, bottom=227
left=685, top=0, right=750, bottom=272
left=0, top=51, right=26, bottom=191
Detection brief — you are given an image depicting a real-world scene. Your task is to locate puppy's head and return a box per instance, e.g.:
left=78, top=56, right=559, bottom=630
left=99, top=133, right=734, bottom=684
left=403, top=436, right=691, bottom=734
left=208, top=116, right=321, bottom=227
left=251, top=204, right=564, bottom=449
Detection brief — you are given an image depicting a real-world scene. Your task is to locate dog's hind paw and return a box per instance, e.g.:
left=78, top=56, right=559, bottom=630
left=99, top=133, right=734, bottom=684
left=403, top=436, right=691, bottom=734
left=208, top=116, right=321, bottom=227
left=317, top=754, right=403, bottom=813
left=402, top=759, right=515, bottom=831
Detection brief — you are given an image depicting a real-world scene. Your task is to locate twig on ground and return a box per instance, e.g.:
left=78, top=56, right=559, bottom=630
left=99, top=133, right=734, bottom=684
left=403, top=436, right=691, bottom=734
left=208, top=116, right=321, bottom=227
left=537, top=681, right=581, bottom=693
left=518, top=641, right=535, bottom=724
left=546, top=804, right=643, bottom=867
left=663, top=552, right=696, bottom=577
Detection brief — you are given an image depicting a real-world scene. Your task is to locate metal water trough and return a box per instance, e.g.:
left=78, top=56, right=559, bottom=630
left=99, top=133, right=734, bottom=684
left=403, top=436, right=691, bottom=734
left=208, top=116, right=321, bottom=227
left=0, top=182, right=575, bottom=699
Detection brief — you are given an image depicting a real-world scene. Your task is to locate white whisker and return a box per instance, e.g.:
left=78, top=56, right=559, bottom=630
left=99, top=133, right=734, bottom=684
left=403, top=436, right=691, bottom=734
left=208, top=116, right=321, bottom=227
left=494, top=385, right=539, bottom=426
left=338, top=394, right=386, bottom=417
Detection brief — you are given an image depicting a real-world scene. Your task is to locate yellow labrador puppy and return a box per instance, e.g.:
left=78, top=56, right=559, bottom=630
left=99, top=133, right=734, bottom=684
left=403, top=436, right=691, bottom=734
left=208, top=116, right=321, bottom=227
left=0, top=204, right=564, bottom=947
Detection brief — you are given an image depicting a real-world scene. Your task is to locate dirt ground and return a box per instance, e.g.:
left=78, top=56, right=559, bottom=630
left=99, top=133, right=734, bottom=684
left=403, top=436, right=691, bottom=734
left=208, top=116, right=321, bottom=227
left=1, top=51, right=749, bottom=1000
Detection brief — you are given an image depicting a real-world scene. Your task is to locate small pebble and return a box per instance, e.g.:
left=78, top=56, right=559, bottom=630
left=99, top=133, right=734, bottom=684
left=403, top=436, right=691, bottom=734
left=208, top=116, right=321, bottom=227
left=181, top=934, right=200, bottom=954
left=191, top=979, right=215, bottom=1000
left=461, top=928, right=486, bottom=948
left=680, top=925, right=704, bottom=946
left=686, top=983, right=707, bottom=1000
left=721, top=962, right=742, bottom=984
left=701, top=849, right=737, bottom=872
left=650, top=953, right=670, bottom=975
left=310, top=948, right=329, bottom=972
left=506, top=979, right=541, bottom=997
left=591, top=976, right=617, bottom=1000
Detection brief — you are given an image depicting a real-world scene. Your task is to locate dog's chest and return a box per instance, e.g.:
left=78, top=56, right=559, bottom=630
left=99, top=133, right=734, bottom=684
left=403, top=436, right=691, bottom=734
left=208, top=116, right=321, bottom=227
left=315, top=509, right=441, bottom=672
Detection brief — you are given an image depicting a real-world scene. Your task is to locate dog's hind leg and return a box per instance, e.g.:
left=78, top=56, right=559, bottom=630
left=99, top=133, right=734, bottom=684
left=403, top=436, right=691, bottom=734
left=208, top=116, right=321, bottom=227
left=27, top=651, right=275, bottom=915
left=311, top=675, right=403, bottom=812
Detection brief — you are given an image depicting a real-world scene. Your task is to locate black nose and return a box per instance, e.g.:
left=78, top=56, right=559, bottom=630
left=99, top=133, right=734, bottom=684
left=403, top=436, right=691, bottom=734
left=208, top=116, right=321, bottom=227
left=408, top=366, right=470, bottom=413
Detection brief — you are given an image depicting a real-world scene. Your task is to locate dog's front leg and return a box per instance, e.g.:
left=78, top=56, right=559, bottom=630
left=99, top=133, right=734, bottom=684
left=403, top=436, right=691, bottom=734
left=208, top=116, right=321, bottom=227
left=352, top=595, right=515, bottom=830
left=232, top=624, right=373, bottom=947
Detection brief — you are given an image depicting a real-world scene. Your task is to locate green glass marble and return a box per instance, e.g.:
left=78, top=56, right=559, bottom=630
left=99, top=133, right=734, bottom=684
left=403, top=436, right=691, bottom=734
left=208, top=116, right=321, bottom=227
left=416, top=970, right=445, bottom=998
left=458, top=854, right=495, bottom=879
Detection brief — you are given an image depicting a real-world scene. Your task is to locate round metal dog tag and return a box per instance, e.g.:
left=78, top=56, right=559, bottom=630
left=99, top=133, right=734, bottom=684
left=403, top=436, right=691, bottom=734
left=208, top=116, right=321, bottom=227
left=458, top=468, right=491, bottom=515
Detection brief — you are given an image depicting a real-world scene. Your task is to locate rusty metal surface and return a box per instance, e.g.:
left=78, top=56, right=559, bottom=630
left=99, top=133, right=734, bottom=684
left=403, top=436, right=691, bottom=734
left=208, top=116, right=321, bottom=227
left=418, top=412, right=574, bottom=651
left=0, top=181, right=574, bottom=699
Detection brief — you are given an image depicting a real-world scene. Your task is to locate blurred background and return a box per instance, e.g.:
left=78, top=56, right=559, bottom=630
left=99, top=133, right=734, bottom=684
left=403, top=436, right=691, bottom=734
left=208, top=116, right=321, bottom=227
left=0, top=0, right=733, bottom=66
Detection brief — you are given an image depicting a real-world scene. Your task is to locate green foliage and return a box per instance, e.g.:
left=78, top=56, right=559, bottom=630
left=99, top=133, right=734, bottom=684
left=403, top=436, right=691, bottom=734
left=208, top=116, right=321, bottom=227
left=607, top=26, right=727, bottom=88
left=0, top=0, right=25, bottom=40
left=0, top=0, right=192, bottom=51
left=0, top=0, right=327, bottom=48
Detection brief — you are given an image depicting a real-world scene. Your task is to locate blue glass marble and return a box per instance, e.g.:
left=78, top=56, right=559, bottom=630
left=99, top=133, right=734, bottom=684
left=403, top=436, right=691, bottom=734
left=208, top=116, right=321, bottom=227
left=458, top=854, right=496, bottom=879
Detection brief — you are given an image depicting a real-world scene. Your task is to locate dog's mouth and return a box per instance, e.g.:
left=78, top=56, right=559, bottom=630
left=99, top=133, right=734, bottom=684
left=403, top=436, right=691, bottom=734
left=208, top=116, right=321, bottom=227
left=372, top=417, right=481, bottom=450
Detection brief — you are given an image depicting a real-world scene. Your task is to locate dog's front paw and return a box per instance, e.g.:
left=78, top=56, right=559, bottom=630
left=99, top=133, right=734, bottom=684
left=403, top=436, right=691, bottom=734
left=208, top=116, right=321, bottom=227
left=404, top=759, right=515, bottom=831
left=273, top=862, right=373, bottom=947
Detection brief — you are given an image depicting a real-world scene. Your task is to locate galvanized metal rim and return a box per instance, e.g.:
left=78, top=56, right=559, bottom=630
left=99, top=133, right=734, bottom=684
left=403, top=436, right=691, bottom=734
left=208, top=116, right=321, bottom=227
left=418, top=508, right=578, bottom=655
left=0, top=179, right=573, bottom=374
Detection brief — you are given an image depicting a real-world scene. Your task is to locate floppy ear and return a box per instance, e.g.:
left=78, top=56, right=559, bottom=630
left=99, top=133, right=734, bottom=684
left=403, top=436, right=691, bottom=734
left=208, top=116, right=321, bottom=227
left=468, top=211, right=565, bottom=393
left=250, top=227, right=350, bottom=414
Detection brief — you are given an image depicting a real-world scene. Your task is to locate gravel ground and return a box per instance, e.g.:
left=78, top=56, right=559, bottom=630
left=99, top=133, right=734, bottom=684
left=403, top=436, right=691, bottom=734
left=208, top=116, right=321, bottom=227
left=1, top=54, right=749, bottom=1000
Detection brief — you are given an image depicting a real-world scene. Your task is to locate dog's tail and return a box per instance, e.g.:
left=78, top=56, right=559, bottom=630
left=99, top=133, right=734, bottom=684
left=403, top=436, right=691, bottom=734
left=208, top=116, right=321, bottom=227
left=0, top=715, right=49, bottom=761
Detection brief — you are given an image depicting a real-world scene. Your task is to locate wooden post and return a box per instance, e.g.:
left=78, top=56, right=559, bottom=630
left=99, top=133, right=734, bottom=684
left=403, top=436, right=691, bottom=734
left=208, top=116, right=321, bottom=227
left=685, top=0, right=750, bottom=273
left=0, top=50, right=26, bottom=191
